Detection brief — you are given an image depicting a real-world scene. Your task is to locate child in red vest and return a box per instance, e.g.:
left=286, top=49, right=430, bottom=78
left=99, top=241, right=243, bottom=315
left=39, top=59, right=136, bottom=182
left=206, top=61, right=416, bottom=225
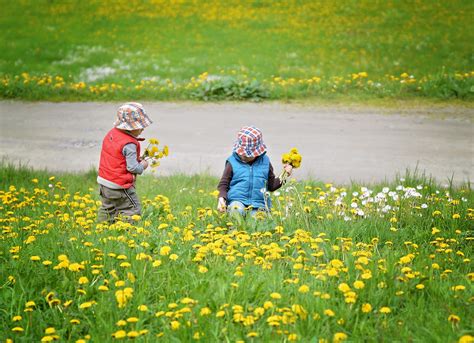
left=97, top=102, right=152, bottom=222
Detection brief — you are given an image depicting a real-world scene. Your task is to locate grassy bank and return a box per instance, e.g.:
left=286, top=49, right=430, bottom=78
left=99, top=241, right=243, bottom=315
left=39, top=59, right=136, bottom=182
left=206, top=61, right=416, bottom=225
left=1, top=0, right=473, bottom=101
left=0, top=165, right=472, bottom=342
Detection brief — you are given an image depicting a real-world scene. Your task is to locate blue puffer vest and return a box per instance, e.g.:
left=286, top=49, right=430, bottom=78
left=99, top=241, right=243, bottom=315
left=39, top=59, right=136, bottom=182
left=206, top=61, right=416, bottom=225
left=227, top=152, right=271, bottom=209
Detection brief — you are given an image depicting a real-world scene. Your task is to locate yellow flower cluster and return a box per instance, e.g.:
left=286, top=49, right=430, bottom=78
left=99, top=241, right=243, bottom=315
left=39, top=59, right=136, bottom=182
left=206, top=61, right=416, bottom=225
left=282, top=148, right=302, bottom=168
left=141, top=138, right=169, bottom=169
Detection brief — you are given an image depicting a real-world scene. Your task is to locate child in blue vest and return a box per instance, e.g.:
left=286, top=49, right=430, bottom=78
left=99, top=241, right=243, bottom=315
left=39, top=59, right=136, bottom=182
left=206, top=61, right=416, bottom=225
left=97, top=102, right=152, bottom=222
left=217, top=126, right=292, bottom=216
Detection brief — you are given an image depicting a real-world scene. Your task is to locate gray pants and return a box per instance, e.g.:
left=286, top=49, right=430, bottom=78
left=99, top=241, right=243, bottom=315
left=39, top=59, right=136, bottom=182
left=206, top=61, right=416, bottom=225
left=97, top=185, right=141, bottom=223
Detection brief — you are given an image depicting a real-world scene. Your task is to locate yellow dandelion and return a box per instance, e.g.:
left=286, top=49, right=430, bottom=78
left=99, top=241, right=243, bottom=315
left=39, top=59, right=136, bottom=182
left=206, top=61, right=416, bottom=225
left=324, top=309, right=335, bottom=317
left=112, top=330, right=126, bottom=339
left=334, top=332, right=348, bottom=342
left=448, top=314, right=460, bottom=324
left=298, top=285, right=310, bottom=293
left=170, top=321, right=180, bottom=330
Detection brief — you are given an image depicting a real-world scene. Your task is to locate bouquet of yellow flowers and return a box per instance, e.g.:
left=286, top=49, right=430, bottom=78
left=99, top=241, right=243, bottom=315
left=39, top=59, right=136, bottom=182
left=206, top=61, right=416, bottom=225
left=141, top=138, right=169, bottom=169
left=279, top=147, right=302, bottom=182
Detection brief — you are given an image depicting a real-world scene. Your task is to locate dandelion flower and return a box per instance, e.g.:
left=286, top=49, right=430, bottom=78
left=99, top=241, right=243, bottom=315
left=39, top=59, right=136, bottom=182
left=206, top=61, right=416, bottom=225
left=458, top=335, right=473, bottom=343
left=448, top=314, right=460, bottom=324
left=338, top=283, right=351, bottom=293
left=298, top=285, right=310, bottom=293
left=127, top=331, right=139, bottom=338
left=78, top=276, right=89, bottom=284
left=200, top=307, right=212, bottom=316
left=160, top=246, right=171, bottom=256
left=334, top=332, right=348, bottom=342
left=361, top=303, right=372, bottom=313
left=112, top=330, right=126, bottom=339
left=138, top=305, right=148, bottom=312
left=324, top=309, right=335, bottom=317
left=79, top=301, right=94, bottom=309
left=170, top=321, right=180, bottom=330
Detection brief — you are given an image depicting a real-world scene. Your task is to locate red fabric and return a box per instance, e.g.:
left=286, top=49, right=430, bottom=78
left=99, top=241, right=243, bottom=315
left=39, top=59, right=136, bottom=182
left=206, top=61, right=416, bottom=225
left=98, top=128, right=141, bottom=189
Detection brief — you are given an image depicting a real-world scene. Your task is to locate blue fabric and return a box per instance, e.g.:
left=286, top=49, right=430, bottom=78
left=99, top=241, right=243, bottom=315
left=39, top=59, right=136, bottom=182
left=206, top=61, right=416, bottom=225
left=227, top=201, right=246, bottom=216
left=227, top=152, right=271, bottom=209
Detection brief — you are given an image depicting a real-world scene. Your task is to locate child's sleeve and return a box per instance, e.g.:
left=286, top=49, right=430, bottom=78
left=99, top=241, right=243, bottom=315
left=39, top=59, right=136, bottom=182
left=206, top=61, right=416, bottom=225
left=217, top=162, right=233, bottom=199
left=123, top=143, right=144, bottom=174
left=267, top=163, right=283, bottom=191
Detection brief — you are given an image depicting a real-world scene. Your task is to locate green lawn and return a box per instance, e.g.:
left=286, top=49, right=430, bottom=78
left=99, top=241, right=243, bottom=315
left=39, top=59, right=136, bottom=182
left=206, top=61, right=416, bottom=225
left=0, top=0, right=473, bottom=101
left=0, top=164, right=473, bottom=342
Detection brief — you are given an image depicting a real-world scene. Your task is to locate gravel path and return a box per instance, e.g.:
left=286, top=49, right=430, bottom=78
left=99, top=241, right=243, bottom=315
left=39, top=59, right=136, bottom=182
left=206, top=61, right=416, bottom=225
left=1, top=101, right=472, bottom=185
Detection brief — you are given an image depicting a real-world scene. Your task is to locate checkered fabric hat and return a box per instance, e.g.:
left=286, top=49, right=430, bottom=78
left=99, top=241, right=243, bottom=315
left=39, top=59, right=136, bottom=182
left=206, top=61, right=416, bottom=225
left=233, top=126, right=267, bottom=158
left=114, top=102, right=152, bottom=130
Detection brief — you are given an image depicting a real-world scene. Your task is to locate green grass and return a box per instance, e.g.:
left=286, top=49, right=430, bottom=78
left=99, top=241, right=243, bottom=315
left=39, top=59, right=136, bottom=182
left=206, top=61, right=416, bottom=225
left=0, top=0, right=473, bottom=101
left=0, top=164, right=473, bottom=342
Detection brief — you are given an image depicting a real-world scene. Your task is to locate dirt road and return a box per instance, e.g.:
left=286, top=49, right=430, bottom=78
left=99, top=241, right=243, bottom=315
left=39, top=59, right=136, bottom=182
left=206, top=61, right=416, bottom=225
left=1, top=101, right=472, bottom=184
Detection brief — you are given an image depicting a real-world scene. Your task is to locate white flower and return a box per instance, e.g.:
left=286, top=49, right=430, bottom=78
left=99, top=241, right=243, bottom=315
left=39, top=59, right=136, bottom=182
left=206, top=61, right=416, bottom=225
left=351, top=202, right=358, bottom=208
left=421, top=204, right=428, bottom=209
left=416, top=185, right=423, bottom=190
left=352, top=192, right=359, bottom=197
left=274, top=191, right=280, bottom=197
left=375, top=193, right=386, bottom=202
left=382, top=187, right=390, bottom=193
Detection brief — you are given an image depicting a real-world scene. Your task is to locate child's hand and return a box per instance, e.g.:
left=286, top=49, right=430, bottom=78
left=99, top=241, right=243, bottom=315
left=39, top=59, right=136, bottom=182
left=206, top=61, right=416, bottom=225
left=217, top=197, right=227, bottom=213
left=283, top=163, right=293, bottom=176
left=141, top=160, right=149, bottom=170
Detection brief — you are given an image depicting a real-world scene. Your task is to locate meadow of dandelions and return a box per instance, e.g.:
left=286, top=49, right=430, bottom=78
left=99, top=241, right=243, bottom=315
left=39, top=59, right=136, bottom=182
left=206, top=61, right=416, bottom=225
left=0, top=168, right=472, bottom=342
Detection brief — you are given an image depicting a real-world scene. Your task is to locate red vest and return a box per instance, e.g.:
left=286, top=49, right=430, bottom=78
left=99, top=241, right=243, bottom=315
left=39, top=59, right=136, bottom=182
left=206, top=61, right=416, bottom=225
left=98, top=128, right=141, bottom=189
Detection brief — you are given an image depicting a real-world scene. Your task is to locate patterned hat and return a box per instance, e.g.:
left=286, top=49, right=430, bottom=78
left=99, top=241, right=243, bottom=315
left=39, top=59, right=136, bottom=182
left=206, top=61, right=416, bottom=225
left=114, top=102, right=152, bottom=130
left=233, top=126, right=267, bottom=158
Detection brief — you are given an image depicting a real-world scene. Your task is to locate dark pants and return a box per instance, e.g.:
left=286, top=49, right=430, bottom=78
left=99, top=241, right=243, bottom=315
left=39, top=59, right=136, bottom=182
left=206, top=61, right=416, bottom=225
left=97, top=185, right=141, bottom=223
